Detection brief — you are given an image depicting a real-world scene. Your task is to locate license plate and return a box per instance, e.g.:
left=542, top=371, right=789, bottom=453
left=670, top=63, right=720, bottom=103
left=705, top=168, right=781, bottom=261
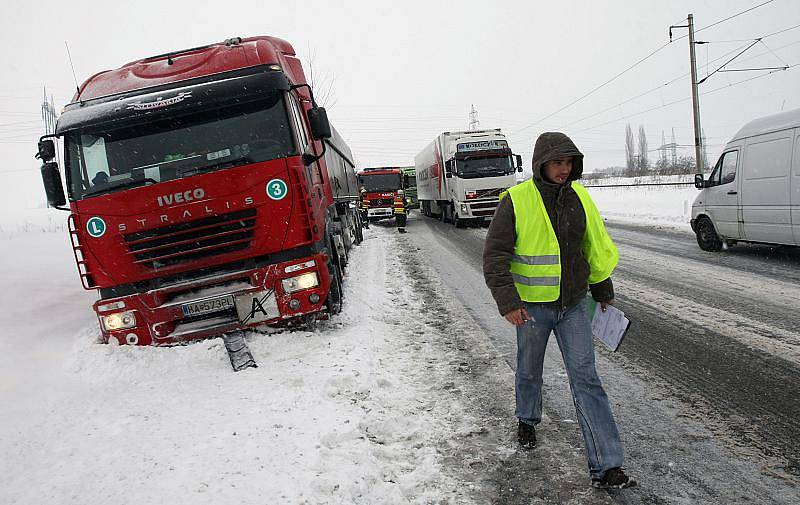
left=181, top=295, right=235, bottom=317
left=236, top=290, right=280, bottom=325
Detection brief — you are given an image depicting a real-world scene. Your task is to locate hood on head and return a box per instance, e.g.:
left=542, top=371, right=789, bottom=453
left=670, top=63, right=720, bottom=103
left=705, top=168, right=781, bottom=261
left=531, top=132, right=584, bottom=185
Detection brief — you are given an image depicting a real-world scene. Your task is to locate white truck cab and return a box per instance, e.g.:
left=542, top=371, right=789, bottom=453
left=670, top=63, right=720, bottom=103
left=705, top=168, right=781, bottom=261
left=692, top=108, right=800, bottom=251
left=415, top=129, right=522, bottom=227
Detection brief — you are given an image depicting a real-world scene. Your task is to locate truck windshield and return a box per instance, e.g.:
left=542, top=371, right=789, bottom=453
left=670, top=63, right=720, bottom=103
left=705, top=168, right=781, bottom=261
left=358, top=174, right=402, bottom=192
left=456, top=156, right=513, bottom=179
left=65, top=95, right=293, bottom=200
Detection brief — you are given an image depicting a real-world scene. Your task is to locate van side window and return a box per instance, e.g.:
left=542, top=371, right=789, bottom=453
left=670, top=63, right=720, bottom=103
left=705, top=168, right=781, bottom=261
left=719, top=151, right=738, bottom=185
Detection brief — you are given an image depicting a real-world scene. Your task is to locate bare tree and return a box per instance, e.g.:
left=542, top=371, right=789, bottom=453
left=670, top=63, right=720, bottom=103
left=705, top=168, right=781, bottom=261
left=305, top=45, right=337, bottom=110
left=625, top=124, right=635, bottom=176
left=637, top=125, right=649, bottom=174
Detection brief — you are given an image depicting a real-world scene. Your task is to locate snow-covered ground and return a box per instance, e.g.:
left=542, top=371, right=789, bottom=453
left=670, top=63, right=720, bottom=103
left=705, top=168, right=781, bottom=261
left=584, top=175, right=698, bottom=233
left=1, top=223, right=492, bottom=504
left=0, top=181, right=708, bottom=503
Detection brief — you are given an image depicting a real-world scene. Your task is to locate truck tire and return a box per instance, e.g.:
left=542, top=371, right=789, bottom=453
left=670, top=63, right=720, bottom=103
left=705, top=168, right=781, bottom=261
left=695, top=217, right=723, bottom=252
left=325, top=258, right=343, bottom=315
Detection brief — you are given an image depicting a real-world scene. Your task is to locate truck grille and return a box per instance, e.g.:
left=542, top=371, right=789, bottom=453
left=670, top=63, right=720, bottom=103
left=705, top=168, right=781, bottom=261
left=124, top=209, right=257, bottom=270
left=372, top=198, right=393, bottom=206
left=474, top=188, right=504, bottom=199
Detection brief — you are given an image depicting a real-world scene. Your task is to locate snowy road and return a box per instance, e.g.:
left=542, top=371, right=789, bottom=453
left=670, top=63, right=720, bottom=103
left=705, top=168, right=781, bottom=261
left=404, top=213, right=800, bottom=505
left=3, top=211, right=799, bottom=504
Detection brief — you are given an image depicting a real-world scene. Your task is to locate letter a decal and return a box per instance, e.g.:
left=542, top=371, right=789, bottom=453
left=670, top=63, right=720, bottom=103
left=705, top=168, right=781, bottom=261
left=250, top=297, right=269, bottom=318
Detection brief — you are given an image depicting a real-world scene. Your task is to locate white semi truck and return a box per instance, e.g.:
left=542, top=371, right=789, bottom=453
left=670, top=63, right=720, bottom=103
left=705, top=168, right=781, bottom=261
left=415, top=129, right=522, bottom=227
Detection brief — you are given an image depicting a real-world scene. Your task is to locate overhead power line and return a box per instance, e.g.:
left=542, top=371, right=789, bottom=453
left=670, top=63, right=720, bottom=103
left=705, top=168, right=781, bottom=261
left=511, top=0, right=780, bottom=136
left=574, top=63, right=797, bottom=133
left=695, top=0, right=777, bottom=35
left=555, top=28, right=799, bottom=130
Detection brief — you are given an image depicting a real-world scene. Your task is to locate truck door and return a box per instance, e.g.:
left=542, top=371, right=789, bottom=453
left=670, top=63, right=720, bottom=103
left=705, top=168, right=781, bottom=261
left=740, top=132, right=793, bottom=245
left=703, top=149, right=742, bottom=239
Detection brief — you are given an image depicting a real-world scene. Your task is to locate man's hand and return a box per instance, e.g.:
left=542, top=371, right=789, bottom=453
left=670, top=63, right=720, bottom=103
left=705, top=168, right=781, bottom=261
left=600, top=298, right=616, bottom=312
left=503, top=307, right=531, bottom=326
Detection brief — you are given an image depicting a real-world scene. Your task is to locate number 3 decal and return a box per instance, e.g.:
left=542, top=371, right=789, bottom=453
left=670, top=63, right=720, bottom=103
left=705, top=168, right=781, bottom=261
left=266, top=179, right=288, bottom=200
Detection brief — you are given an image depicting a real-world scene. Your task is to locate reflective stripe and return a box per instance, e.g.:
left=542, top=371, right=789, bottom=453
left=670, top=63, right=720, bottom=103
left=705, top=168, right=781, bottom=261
left=512, top=254, right=559, bottom=266
left=511, top=273, right=560, bottom=286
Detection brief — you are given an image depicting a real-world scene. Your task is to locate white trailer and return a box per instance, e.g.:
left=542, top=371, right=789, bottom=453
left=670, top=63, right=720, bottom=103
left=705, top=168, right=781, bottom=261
left=415, top=129, right=521, bottom=227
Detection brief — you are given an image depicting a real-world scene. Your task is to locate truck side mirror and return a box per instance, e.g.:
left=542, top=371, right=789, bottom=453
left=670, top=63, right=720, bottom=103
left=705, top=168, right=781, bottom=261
left=515, top=154, right=523, bottom=170
left=37, top=139, right=56, bottom=162
left=41, top=162, right=66, bottom=207
left=403, top=174, right=409, bottom=187
left=307, top=107, right=332, bottom=140
left=694, top=173, right=705, bottom=189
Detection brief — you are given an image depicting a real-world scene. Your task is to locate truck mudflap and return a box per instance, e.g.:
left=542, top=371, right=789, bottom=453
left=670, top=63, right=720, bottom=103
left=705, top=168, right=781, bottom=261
left=222, top=331, right=257, bottom=371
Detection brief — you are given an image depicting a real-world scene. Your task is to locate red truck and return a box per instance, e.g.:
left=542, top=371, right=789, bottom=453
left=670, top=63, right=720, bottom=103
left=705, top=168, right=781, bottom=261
left=36, top=36, right=362, bottom=349
left=357, top=167, right=408, bottom=229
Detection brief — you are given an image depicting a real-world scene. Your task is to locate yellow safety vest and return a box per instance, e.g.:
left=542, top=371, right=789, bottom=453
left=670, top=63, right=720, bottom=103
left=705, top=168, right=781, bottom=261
left=502, top=179, right=618, bottom=302
left=393, top=195, right=406, bottom=215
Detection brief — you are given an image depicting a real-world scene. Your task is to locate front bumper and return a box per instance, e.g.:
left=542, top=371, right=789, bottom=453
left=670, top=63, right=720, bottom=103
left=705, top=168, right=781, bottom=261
left=459, top=198, right=499, bottom=218
left=367, top=207, right=394, bottom=219
left=94, top=253, right=331, bottom=345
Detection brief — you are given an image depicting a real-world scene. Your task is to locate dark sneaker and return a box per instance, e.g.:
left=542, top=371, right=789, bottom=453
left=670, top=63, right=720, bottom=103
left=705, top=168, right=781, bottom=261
left=517, top=420, right=537, bottom=449
left=591, top=467, right=636, bottom=489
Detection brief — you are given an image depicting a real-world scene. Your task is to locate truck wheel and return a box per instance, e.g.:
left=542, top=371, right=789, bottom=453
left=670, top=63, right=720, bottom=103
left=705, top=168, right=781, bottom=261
left=695, top=217, right=723, bottom=252
left=325, top=259, right=343, bottom=315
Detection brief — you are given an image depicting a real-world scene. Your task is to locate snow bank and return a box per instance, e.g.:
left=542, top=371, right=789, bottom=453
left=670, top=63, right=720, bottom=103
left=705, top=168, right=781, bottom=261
left=584, top=175, right=698, bottom=233
left=1, top=228, right=467, bottom=505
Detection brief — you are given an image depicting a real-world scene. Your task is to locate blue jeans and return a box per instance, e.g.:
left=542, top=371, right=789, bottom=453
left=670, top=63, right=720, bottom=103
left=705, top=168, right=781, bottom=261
left=516, top=299, right=623, bottom=477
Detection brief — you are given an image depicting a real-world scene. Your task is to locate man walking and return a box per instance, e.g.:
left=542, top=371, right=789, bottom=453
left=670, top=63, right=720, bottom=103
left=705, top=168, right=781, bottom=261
left=483, top=132, right=635, bottom=489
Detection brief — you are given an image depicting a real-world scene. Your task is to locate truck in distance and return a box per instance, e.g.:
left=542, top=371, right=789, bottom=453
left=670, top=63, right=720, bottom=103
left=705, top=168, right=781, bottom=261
left=35, top=35, right=362, bottom=348
left=357, top=167, right=409, bottom=228
left=415, top=129, right=522, bottom=227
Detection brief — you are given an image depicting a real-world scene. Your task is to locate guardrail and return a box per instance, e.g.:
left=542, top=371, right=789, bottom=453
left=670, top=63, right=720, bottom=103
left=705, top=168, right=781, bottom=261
left=582, top=181, right=695, bottom=188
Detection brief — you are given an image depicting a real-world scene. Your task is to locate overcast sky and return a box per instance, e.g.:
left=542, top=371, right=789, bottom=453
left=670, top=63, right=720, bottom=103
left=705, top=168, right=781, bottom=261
left=2, top=0, right=798, bottom=212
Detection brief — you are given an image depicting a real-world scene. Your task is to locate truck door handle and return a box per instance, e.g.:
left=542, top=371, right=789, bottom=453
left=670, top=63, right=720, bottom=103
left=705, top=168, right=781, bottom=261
left=727, top=190, right=738, bottom=195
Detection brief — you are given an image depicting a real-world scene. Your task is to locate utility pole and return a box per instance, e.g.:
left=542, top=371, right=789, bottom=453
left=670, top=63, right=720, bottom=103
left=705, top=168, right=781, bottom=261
left=468, top=104, right=480, bottom=131
left=670, top=14, right=704, bottom=172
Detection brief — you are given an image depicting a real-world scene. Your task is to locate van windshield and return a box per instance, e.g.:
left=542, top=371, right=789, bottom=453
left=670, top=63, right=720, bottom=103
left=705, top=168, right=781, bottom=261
left=65, top=95, right=293, bottom=200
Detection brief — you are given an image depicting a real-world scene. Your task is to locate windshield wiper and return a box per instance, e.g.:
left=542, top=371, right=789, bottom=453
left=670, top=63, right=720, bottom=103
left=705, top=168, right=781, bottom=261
left=178, top=155, right=255, bottom=177
left=82, top=177, right=157, bottom=198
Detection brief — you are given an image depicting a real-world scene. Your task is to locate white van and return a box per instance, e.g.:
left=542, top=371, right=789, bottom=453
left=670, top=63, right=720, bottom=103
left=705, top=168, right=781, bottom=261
left=691, top=108, right=800, bottom=251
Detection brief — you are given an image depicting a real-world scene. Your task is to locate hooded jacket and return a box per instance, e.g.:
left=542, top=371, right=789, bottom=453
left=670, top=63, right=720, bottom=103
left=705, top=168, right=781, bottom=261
left=483, top=132, right=614, bottom=315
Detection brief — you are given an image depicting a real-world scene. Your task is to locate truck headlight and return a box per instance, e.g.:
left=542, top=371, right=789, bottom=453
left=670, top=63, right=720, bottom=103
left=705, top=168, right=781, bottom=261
left=460, top=203, right=468, bottom=213
left=281, top=272, right=319, bottom=293
left=101, top=311, right=137, bottom=331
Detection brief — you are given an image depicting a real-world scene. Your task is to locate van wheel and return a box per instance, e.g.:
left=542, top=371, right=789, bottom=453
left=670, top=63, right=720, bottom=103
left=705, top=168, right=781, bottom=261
left=695, top=217, right=723, bottom=252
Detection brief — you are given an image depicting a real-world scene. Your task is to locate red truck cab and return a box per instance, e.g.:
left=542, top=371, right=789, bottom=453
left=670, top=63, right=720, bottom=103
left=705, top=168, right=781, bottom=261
left=357, top=167, right=408, bottom=227
left=36, top=36, right=361, bottom=345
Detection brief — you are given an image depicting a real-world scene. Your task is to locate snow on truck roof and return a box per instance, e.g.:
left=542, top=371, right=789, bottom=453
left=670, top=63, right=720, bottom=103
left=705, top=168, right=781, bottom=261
left=731, top=107, right=800, bottom=141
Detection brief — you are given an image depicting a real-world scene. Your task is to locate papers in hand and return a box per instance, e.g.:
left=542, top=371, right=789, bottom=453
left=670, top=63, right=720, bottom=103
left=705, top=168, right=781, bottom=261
left=586, top=296, right=631, bottom=352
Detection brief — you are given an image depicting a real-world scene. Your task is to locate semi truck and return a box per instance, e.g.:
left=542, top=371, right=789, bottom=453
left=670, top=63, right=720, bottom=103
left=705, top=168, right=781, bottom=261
left=415, top=129, right=522, bottom=227
left=357, top=167, right=408, bottom=228
left=400, top=166, right=418, bottom=209
left=35, top=36, right=362, bottom=349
